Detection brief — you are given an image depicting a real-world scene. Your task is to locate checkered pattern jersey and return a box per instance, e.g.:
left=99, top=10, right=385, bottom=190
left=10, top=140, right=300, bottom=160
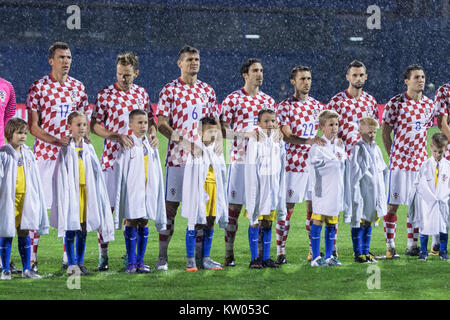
left=327, top=90, right=378, bottom=155
left=93, top=83, right=154, bottom=170
left=156, top=77, right=219, bottom=167
left=278, top=95, right=324, bottom=172
left=383, top=92, right=435, bottom=171
left=221, top=88, right=277, bottom=163
left=26, top=74, right=89, bottom=161
left=435, top=82, right=450, bottom=160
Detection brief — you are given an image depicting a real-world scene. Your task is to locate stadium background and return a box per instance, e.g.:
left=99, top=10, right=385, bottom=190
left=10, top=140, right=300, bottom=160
left=0, top=0, right=449, bottom=110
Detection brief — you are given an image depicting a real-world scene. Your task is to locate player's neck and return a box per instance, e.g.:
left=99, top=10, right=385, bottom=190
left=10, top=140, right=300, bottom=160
left=294, top=91, right=309, bottom=101
left=347, top=86, right=362, bottom=99
left=180, top=73, right=197, bottom=86
left=406, top=89, right=422, bottom=101
left=244, top=84, right=259, bottom=97
left=51, top=71, right=68, bottom=84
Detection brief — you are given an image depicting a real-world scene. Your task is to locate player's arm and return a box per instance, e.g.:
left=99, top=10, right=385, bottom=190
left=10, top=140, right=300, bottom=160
left=381, top=123, right=393, bottom=157
left=147, top=117, right=158, bottom=148
left=28, top=109, right=70, bottom=147
left=280, top=125, right=325, bottom=146
left=90, top=118, right=133, bottom=149
left=437, top=115, right=450, bottom=141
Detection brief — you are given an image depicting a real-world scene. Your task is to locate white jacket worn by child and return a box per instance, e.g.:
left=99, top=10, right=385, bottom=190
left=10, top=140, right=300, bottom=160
left=0, top=144, right=49, bottom=237
left=51, top=139, right=115, bottom=242
left=245, top=128, right=287, bottom=225
left=409, top=157, right=450, bottom=235
left=113, top=133, right=166, bottom=232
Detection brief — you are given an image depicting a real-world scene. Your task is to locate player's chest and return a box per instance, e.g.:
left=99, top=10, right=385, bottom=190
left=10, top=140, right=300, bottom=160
left=339, top=100, right=373, bottom=122
left=289, top=104, right=320, bottom=135
left=397, top=102, right=433, bottom=121
left=108, top=93, right=147, bottom=115
left=41, top=86, right=82, bottom=118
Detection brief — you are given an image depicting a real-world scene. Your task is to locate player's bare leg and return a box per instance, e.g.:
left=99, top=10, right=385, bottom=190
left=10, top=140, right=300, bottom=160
left=156, top=200, right=179, bottom=270
left=224, top=203, right=242, bottom=266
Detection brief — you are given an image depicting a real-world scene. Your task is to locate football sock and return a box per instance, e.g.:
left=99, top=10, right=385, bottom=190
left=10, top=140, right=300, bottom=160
left=262, top=227, right=272, bottom=261
left=306, top=209, right=312, bottom=253
left=406, top=214, right=419, bottom=248
left=185, top=229, right=197, bottom=258
left=97, top=231, right=108, bottom=259
left=248, top=226, right=259, bottom=261
left=333, top=223, right=339, bottom=252
left=275, top=217, right=286, bottom=256
left=383, top=213, right=397, bottom=249
left=64, top=231, right=77, bottom=266
left=76, top=231, right=87, bottom=265
left=124, top=226, right=137, bottom=266
left=225, top=209, right=240, bottom=257
left=310, top=224, right=322, bottom=260
left=29, top=230, right=40, bottom=263
left=420, top=234, right=429, bottom=252
left=195, top=227, right=204, bottom=260
left=439, top=232, right=448, bottom=252
left=158, top=207, right=176, bottom=259
left=137, top=227, right=149, bottom=264
left=351, top=227, right=361, bottom=256
left=325, top=225, right=336, bottom=259
left=18, top=236, right=31, bottom=271
left=202, top=228, right=214, bottom=258
left=0, top=237, right=12, bottom=272
left=361, top=225, right=372, bottom=255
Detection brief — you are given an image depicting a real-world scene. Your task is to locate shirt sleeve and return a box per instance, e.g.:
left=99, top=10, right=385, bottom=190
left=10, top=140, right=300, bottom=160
left=4, top=82, right=16, bottom=124
left=436, top=85, right=449, bottom=117
left=220, top=94, right=235, bottom=125
left=208, top=87, right=219, bottom=119
left=277, top=101, right=289, bottom=127
left=26, top=81, right=41, bottom=113
left=93, top=91, right=107, bottom=125
left=382, top=98, right=398, bottom=127
left=156, top=84, right=173, bottom=118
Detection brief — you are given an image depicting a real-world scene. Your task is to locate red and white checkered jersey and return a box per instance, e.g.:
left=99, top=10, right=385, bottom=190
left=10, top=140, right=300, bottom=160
left=435, top=82, right=450, bottom=160
left=328, top=90, right=378, bottom=155
left=26, top=74, right=89, bottom=161
left=278, top=95, right=325, bottom=172
left=383, top=92, right=435, bottom=171
left=156, top=77, right=218, bottom=167
left=93, top=83, right=153, bottom=170
left=221, top=88, right=277, bottom=163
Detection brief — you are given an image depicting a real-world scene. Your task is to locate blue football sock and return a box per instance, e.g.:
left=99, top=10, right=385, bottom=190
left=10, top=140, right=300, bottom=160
left=137, top=227, right=149, bottom=263
left=440, top=232, right=448, bottom=252
left=310, top=224, right=322, bottom=260
left=18, top=236, right=31, bottom=271
left=202, top=228, right=214, bottom=258
left=420, top=234, right=429, bottom=252
left=185, top=229, right=197, bottom=258
left=0, top=237, right=12, bottom=272
left=64, top=231, right=77, bottom=266
left=262, top=227, right=272, bottom=261
left=351, top=227, right=361, bottom=256
left=124, top=226, right=137, bottom=266
left=76, top=231, right=87, bottom=265
left=325, top=225, right=336, bottom=259
left=361, top=225, right=372, bottom=255
left=248, top=226, right=259, bottom=261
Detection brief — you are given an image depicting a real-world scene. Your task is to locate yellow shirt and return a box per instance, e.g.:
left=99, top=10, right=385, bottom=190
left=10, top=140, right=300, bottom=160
left=16, top=151, right=26, bottom=194
left=76, top=146, right=86, bottom=186
left=143, top=142, right=149, bottom=186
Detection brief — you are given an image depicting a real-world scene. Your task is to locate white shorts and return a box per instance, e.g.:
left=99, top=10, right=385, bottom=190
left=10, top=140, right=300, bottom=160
left=387, top=169, right=418, bottom=205
left=285, top=171, right=311, bottom=204
left=227, top=163, right=245, bottom=205
left=36, top=158, right=57, bottom=209
left=104, top=167, right=118, bottom=208
left=165, top=165, right=185, bottom=202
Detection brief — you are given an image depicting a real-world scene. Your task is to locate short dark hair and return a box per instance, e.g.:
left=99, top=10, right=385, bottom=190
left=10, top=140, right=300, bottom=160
left=240, top=58, right=262, bottom=76
left=5, top=118, right=27, bottom=141
left=200, top=117, right=217, bottom=126
left=257, top=109, right=276, bottom=122
left=129, top=109, right=147, bottom=121
left=431, top=132, right=448, bottom=149
left=346, top=60, right=366, bottom=74
left=403, top=64, right=425, bottom=80
left=116, top=52, right=139, bottom=71
left=290, top=65, right=311, bottom=80
left=49, top=41, right=70, bottom=59
left=67, top=111, right=87, bottom=125
left=178, top=45, right=200, bottom=60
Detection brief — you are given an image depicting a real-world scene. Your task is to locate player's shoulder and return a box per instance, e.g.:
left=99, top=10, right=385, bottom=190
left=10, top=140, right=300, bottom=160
left=328, top=90, right=347, bottom=104
left=361, top=91, right=377, bottom=103
left=386, top=92, right=406, bottom=105
left=222, top=89, right=243, bottom=103
left=421, top=94, right=434, bottom=105
left=67, top=76, right=85, bottom=88
left=258, top=90, right=275, bottom=103
left=131, top=83, right=149, bottom=95
left=0, top=77, right=13, bottom=88
left=97, top=83, right=116, bottom=95
left=29, top=74, right=51, bottom=89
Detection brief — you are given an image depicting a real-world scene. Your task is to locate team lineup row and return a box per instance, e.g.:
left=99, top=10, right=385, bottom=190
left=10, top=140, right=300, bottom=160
left=0, top=41, right=449, bottom=279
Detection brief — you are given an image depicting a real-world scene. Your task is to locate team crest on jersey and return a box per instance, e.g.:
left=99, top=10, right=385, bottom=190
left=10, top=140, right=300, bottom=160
left=200, top=93, right=208, bottom=103
left=0, top=90, right=5, bottom=102
left=137, top=98, right=144, bottom=109
left=335, top=152, right=343, bottom=160
left=442, top=174, right=448, bottom=183
left=231, top=190, right=236, bottom=199
left=170, top=188, right=176, bottom=196
left=287, top=189, right=294, bottom=198
left=424, top=108, right=432, bottom=118
left=393, top=192, right=399, bottom=200
left=70, top=89, right=78, bottom=100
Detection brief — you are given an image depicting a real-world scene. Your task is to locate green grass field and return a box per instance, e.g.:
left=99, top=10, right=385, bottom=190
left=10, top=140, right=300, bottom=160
left=2, top=127, right=450, bottom=301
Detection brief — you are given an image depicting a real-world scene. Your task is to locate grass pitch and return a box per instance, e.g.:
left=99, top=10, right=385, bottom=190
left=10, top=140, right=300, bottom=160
left=1, top=127, right=449, bottom=301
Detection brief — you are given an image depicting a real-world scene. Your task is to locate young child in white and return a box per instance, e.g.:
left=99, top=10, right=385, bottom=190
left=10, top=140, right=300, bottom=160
left=409, top=133, right=450, bottom=261
left=51, top=111, right=115, bottom=276
left=181, top=117, right=228, bottom=271
left=0, top=118, right=48, bottom=280
left=308, top=110, right=349, bottom=267
left=114, top=109, right=166, bottom=273
left=245, top=109, right=287, bottom=269
left=344, top=117, right=387, bottom=263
